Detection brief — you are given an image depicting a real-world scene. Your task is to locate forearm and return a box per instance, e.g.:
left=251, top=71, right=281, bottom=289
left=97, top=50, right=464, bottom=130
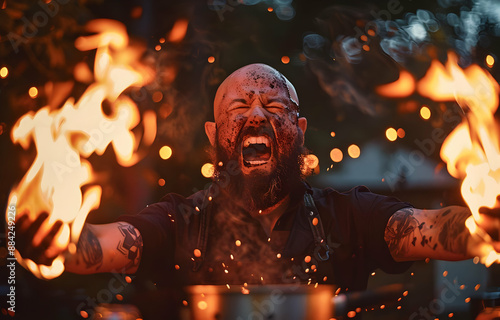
left=65, top=222, right=143, bottom=274
left=385, top=206, right=474, bottom=262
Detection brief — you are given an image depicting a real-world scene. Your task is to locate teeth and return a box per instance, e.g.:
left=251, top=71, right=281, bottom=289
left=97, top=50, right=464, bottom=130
left=246, top=160, right=268, bottom=165
left=243, top=136, right=270, bottom=147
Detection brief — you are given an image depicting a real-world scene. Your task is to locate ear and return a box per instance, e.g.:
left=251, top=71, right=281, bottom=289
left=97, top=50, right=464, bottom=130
left=205, top=121, right=216, bottom=147
left=298, top=117, right=307, bottom=135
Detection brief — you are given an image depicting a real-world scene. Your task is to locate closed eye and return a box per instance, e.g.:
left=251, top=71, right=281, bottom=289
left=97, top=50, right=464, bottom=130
left=228, top=103, right=250, bottom=111
left=265, top=103, right=286, bottom=112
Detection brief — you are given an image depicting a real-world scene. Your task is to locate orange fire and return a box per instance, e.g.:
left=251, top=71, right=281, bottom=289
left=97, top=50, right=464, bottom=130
left=378, top=52, right=500, bottom=266
left=7, top=19, right=157, bottom=279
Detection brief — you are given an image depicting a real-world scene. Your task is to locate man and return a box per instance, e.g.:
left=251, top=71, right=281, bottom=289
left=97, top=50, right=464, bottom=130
left=17, top=63, right=497, bottom=317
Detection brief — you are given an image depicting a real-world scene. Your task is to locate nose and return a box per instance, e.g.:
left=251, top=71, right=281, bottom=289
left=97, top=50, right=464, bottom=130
left=247, top=105, right=267, bottom=127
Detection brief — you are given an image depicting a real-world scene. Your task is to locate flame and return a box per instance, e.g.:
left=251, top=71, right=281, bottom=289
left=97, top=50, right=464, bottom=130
left=168, top=19, right=189, bottom=43
left=7, top=19, right=156, bottom=279
left=379, top=52, right=500, bottom=266
left=376, top=70, right=416, bottom=98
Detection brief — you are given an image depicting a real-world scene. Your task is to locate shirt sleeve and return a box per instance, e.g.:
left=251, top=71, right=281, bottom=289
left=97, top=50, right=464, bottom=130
left=350, top=186, right=413, bottom=274
left=116, top=202, right=176, bottom=279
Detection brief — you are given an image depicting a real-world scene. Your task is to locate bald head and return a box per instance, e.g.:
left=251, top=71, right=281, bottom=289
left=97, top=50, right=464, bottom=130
left=213, top=63, right=299, bottom=120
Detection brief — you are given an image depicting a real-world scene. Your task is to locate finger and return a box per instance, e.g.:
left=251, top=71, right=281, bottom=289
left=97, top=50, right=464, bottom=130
left=478, top=207, right=499, bottom=215
left=15, top=214, right=31, bottom=231
left=477, top=214, right=500, bottom=241
left=26, top=212, right=49, bottom=239
left=492, top=242, right=500, bottom=253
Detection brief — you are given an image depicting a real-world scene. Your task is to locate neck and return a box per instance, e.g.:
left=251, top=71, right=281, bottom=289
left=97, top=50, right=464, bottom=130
left=251, top=196, right=290, bottom=237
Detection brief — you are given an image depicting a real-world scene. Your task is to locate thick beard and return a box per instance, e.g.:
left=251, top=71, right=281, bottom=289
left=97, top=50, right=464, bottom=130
left=210, top=134, right=306, bottom=213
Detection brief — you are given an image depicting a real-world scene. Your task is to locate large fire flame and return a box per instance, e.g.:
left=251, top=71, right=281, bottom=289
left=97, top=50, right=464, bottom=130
left=6, top=19, right=156, bottom=279
left=378, top=52, right=500, bottom=266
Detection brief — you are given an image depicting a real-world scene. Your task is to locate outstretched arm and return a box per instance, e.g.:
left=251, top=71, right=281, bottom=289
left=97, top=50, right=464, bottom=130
left=16, top=212, right=143, bottom=275
left=384, top=206, right=474, bottom=262
left=65, top=222, right=143, bottom=274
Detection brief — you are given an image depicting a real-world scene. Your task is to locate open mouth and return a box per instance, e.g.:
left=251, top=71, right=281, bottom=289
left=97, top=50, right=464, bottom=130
left=242, top=136, right=272, bottom=167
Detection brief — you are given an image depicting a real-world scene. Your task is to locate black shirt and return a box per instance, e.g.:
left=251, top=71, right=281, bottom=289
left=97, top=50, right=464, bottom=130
left=117, top=184, right=413, bottom=292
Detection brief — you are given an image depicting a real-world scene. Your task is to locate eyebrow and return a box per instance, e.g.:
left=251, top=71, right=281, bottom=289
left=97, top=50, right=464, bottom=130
left=229, top=98, right=248, bottom=105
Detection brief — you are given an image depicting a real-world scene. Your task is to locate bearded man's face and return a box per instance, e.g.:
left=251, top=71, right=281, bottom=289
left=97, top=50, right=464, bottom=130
left=205, top=64, right=308, bottom=211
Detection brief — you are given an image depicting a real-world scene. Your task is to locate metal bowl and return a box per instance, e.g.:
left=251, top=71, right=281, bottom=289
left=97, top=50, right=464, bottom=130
left=184, top=284, right=336, bottom=320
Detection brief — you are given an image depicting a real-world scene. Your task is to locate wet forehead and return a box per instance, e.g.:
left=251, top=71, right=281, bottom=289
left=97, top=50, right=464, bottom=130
left=222, top=73, right=288, bottom=101
left=214, top=65, right=297, bottom=120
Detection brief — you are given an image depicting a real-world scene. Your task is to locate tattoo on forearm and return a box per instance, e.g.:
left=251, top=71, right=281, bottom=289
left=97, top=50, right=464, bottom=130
left=437, top=208, right=470, bottom=254
left=385, top=206, right=472, bottom=260
left=117, top=223, right=143, bottom=269
left=78, top=225, right=103, bottom=269
left=384, top=208, right=419, bottom=258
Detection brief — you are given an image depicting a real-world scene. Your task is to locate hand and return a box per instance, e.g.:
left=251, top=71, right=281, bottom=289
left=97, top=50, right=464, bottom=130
left=15, top=211, right=64, bottom=266
left=477, top=195, right=500, bottom=251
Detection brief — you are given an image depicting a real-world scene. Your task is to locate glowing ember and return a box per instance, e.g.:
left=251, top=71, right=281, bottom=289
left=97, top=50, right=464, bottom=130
left=281, top=56, right=290, bottom=64
left=7, top=19, right=156, bottom=279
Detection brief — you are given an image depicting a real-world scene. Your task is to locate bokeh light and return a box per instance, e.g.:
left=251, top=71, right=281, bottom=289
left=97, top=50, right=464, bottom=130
left=0, top=67, right=8, bottom=78
left=397, top=128, right=406, bottom=139
left=159, top=146, right=172, bottom=160
left=330, top=148, right=343, bottom=162
left=347, top=144, right=360, bottom=159
left=386, top=128, right=397, bottom=141
left=152, top=91, right=163, bottom=103
left=420, top=106, right=431, bottom=120
left=201, top=163, right=214, bottom=178
left=28, top=87, right=38, bottom=98
left=486, top=54, right=495, bottom=68
left=281, top=56, right=290, bottom=64
left=208, top=56, right=215, bottom=63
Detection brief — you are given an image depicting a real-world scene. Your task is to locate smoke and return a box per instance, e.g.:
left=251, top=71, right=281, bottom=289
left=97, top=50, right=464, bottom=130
left=302, top=1, right=500, bottom=115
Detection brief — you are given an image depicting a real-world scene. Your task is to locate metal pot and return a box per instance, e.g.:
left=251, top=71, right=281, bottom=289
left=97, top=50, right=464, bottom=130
left=185, top=284, right=336, bottom=320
